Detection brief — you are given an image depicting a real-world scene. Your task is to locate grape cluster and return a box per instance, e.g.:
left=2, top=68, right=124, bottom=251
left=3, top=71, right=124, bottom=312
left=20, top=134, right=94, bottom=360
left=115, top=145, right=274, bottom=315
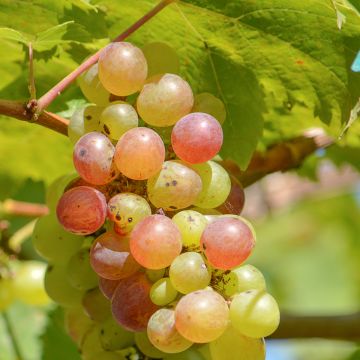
left=34, top=42, right=279, bottom=360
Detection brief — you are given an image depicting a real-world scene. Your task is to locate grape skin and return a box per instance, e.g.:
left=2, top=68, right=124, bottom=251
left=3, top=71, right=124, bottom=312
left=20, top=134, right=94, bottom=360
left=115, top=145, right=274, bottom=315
left=99, top=317, right=134, bottom=351
left=98, top=277, right=120, bottom=300
left=192, top=93, right=226, bottom=125
left=135, top=331, right=167, bottom=359
left=216, top=176, right=245, bottom=215
left=82, top=287, right=111, bottom=322
left=150, top=277, right=178, bottom=306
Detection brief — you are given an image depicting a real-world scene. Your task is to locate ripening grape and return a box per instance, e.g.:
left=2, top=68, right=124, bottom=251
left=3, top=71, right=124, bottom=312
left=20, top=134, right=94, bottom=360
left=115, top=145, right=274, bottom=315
left=0, top=279, right=14, bottom=311
left=192, top=93, right=226, bottom=125
left=147, top=161, right=202, bottom=211
left=164, top=348, right=206, bottom=360
left=90, top=231, right=140, bottom=280
left=142, top=42, right=180, bottom=77
left=137, top=74, right=194, bottom=127
left=99, top=317, right=134, bottom=351
left=81, top=323, right=104, bottom=359
left=172, top=210, right=207, bottom=251
left=98, top=277, right=120, bottom=300
left=230, top=290, right=280, bottom=338
left=169, top=252, right=211, bottom=294
left=100, top=102, right=138, bottom=140
left=216, top=176, right=245, bottom=215
left=135, top=332, right=166, bottom=359
left=146, top=268, right=166, bottom=283
left=73, top=132, right=118, bottom=185
left=130, top=215, right=182, bottom=269
left=82, top=287, right=111, bottom=322
left=171, top=113, right=223, bottom=164
left=107, top=193, right=151, bottom=235
left=150, top=277, right=178, bottom=306
left=210, top=326, right=265, bottom=360
left=114, top=127, right=165, bottom=180
left=174, top=289, right=229, bottom=343
left=98, top=42, right=147, bottom=96
left=111, top=272, right=158, bottom=332
left=190, top=161, right=231, bottom=209
left=201, top=217, right=255, bottom=270
left=78, top=63, right=110, bottom=106
left=56, top=186, right=107, bottom=235
left=147, top=308, right=193, bottom=353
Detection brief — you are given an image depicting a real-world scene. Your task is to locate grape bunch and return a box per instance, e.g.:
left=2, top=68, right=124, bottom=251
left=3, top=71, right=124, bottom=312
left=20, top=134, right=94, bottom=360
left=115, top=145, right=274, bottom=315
left=33, top=41, right=279, bottom=360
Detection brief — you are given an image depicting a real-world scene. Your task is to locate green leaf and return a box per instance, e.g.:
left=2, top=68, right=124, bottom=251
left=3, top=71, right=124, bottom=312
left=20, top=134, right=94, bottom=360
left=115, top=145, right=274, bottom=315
left=0, top=27, right=30, bottom=44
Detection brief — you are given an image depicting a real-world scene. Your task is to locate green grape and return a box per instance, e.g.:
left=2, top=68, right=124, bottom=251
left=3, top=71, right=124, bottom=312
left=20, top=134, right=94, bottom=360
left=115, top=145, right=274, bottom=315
left=164, top=348, right=205, bottom=360
left=146, top=268, right=166, bottom=283
left=32, top=214, right=84, bottom=263
left=99, top=102, right=138, bottom=140
left=85, top=351, right=126, bottom=360
left=78, top=63, right=110, bottom=106
left=44, top=265, right=84, bottom=307
left=82, top=287, right=111, bottom=322
left=209, top=326, right=265, bottom=360
left=196, top=344, right=212, bottom=360
left=150, top=277, right=178, bottom=306
left=135, top=331, right=166, bottom=359
left=230, top=290, right=280, bottom=338
left=192, top=93, right=226, bottom=125
left=191, top=207, right=222, bottom=216
left=0, top=279, right=14, bottom=311
left=99, top=317, right=134, bottom=351
left=67, top=247, right=99, bottom=291
left=81, top=324, right=104, bottom=360
left=172, top=210, right=207, bottom=251
left=190, top=161, right=231, bottom=209
left=169, top=253, right=210, bottom=294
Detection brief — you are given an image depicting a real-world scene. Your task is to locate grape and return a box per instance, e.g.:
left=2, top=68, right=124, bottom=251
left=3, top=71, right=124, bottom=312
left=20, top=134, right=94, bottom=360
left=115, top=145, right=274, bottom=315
left=191, top=207, right=222, bottom=216
left=196, top=345, right=212, bottom=360
left=172, top=210, right=207, bottom=251
left=81, top=323, right=104, bottom=359
left=130, top=215, right=182, bottom=269
left=107, top=193, right=151, bottom=235
left=201, top=217, right=255, bottom=270
left=85, top=351, right=125, bottom=360
left=56, top=186, right=107, bottom=235
left=12, top=261, right=50, bottom=306
left=82, top=287, right=111, bottom=322
left=100, top=102, right=138, bottom=140
left=99, top=277, right=120, bottom=300
left=147, top=308, right=193, bottom=353
left=67, top=247, right=99, bottom=291
left=0, top=279, right=14, bottom=310
left=137, top=74, right=194, bottom=127
left=171, top=113, right=223, bottom=164
left=73, top=132, right=118, bottom=185
left=216, top=176, right=245, bottom=215
left=230, top=290, right=280, bottom=338
left=111, top=272, right=158, bottom=332
left=142, top=42, right=180, bottom=77
left=174, top=289, right=229, bottom=343
left=146, top=268, right=166, bottom=283
left=135, top=332, right=166, bottom=358
left=44, top=265, right=84, bottom=307
left=164, top=348, right=205, bottom=360
left=90, top=231, right=140, bottom=280
left=99, top=317, right=134, bottom=351
left=192, top=93, right=226, bottom=125
left=32, top=214, right=84, bottom=263
left=78, top=63, right=110, bottom=106
left=98, top=42, right=147, bottom=96
left=169, top=252, right=210, bottom=294
left=150, top=125, right=173, bottom=145
left=114, top=127, right=165, bottom=180
left=190, top=161, right=231, bottom=209
left=147, top=161, right=202, bottom=211
left=210, top=326, right=265, bottom=360
left=150, top=277, right=178, bottom=306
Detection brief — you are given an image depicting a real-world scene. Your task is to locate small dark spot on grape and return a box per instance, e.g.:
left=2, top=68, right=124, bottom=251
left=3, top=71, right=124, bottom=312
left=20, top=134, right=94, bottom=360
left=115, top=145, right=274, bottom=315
left=86, top=115, right=92, bottom=120
left=116, top=213, right=121, bottom=221
left=172, top=180, right=177, bottom=186
left=169, top=206, right=177, bottom=209
left=77, top=205, right=80, bottom=208
left=111, top=170, right=116, bottom=177
left=100, top=329, right=104, bottom=335
left=165, top=182, right=170, bottom=187
left=188, top=215, right=194, bottom=222
left=203, top=243, right=207, bottom=250
left=103, top=124, right=110, bottom=134
left=224, top=270, right=231, bottom=275
left=128, top=217, right=133, bottom=223
left=79, top=149, right=86, bottom=157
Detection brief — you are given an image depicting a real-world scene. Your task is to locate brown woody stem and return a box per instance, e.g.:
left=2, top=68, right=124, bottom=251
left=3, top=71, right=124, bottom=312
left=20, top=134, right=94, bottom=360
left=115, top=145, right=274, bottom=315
left=1, top=199, right=49, bottom=217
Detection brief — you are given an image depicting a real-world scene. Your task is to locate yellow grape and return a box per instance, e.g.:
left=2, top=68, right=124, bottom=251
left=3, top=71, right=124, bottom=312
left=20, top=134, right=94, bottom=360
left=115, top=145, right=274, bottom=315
left=192, top=93, right=226, bottom=125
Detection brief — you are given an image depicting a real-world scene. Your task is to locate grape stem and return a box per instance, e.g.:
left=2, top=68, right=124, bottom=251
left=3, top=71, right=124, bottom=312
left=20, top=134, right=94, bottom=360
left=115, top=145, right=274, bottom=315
left=1, top=199, right=49, bottom=217
left=2, top=311, right=24, bottom=360
left=28, top=42, right=36, bottom=100
left=8, top=219, right=37, bottom=253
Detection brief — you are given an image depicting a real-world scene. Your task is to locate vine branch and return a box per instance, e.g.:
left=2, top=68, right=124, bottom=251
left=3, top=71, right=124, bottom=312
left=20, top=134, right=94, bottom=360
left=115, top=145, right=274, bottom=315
left=1, top=199, right=49, bottom=217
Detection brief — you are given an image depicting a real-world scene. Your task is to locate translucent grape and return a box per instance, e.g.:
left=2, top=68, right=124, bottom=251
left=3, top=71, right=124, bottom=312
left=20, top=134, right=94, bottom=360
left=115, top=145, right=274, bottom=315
left=142, top=42, right=180, bottom=77
left=111, top=272, right=158, bottom=332
left=192, top=93, right=226, bottom=125
left=216, top=176, right=245, bottom=215
left=210, top=326, right=265, bottom=360
left=200, top=217, right=255, bottom=270
left=169, top=252, right=210, bottom=294
left=137, top=74, right=194, bottom=127
left=78, top=63, right=110, bottom=106
left=99, top=277, right=120, bottom=300
left=146, top=268, right=166, bottom=283
left=100, top=102, right=138, bottom=140
left=82, top=287, right=111, bottom=322
left=56, top=186, right=107, bottom=235
left=190, top=161, right=231, bottom=209
left=107, top=193, right=151, bottom=235
left=171, top=113, right=223, bottom=164
left=147, top=161, right=202, bottom=211
left=90, top=231, right=140, bottom=280
left=98, top=42, right=147, bottom=96
left=150, top=277, right=178, bottom=306
left=81, top=324, right=104, bottom=359
left=164, top=348, right=206, bottom=360
left=114, top=127, right=165, bottom=180
left=172, top=210, right=207, bottom=251
left=73, top=132, right=118, bottom=185
left=130, top=215, right=182, bottom=269
left=134, top=332, right=165, bottom=358
left=147, top=308, right=193, bottom=353
left=99, top=317, right=134, bottom=351
left=230, top=290, right=280, bottom=338
left=174, top=289, right=229, bottom=343
left=0, top=279, right=14, bottom=311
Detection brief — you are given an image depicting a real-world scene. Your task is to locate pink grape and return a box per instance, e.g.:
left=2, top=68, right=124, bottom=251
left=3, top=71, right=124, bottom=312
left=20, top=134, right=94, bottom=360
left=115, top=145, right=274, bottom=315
left=216, top=176, right=245, bottom=215
left=90, top=231, right=140, bottom=280
left=73, top=132, right=118, bottom=185
left=114, top=127, right=165, bottom=180
left=56, top=186, right=107, bottom=235
left=99, top=277, right=120, bottom=300
left=111, top=272, right=158, bottom=332
left=171, top=113, right=223, bottom=164
left=200, top=217, right=255, bottom=270
left=130, top=215, right=182, bottom=269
